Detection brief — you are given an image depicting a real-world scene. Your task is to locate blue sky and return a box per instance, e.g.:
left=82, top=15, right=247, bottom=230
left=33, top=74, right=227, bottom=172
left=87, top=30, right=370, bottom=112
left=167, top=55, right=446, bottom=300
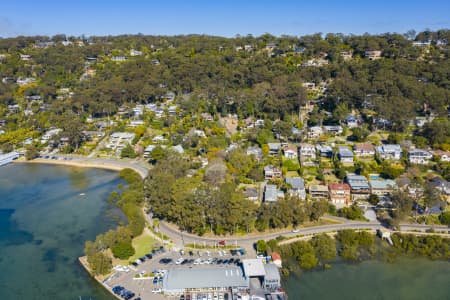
left=1, top=0, right=449, bottom=37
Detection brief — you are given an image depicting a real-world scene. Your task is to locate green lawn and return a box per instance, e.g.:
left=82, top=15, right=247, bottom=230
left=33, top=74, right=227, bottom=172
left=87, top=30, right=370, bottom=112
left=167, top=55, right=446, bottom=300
left=128, top=232, right=159, bottom=262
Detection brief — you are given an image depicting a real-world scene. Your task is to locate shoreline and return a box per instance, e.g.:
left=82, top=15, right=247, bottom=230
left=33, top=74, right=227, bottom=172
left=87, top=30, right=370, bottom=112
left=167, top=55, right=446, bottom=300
left=13, top=157, right=149, bottom=179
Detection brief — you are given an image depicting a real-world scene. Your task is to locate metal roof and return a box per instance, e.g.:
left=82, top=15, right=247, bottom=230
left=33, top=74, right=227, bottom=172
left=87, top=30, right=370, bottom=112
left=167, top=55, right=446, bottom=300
left=242, top=259, right=265, bottom=277
left=285, top=177, right=305, bottom=190
left=163, top=267, right=248, bottom=291
left=264, top=264, right=280, bottom=281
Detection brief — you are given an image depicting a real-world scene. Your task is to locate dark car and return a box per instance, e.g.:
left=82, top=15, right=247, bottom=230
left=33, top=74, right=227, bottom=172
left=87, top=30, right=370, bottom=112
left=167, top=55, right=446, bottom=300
left=145, top=253, right=153, bottom=259
left=131, top=262, right=138, bottom=267
left=217, top=259, right=223, bottom=264
left=228, top=258, right=234, bottom=264
left=112, top=286, right=124, bottom=294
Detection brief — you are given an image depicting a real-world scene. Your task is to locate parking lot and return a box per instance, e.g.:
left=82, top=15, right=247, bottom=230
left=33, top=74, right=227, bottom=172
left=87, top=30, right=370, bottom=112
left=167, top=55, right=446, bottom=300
left=104, top=247, right=251, bottom=300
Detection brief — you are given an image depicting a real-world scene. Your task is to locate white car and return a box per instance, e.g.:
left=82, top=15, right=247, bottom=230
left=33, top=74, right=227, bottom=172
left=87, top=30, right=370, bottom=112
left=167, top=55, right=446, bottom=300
left=292, top=228, right=300, bottom=233
left=175, top=258, right=185, bottom=265
left=152, top=288, right=162, bottom=294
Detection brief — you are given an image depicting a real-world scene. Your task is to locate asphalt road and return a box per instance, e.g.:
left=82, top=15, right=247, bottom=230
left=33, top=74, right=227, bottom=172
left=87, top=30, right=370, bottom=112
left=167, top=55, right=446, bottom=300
left=157, top=218, right=449, bottom=251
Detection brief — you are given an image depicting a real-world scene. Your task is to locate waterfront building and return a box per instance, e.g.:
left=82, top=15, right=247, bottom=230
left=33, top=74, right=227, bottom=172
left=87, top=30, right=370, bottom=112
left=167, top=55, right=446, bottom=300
left=0, top=151, right=20, bottom=166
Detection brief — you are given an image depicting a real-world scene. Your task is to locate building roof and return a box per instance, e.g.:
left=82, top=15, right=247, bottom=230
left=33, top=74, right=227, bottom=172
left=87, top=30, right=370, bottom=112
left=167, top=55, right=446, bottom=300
left=242, top=259, right=265, bottom=277
left=265, top=185, right=278, bottom=202
left=268, top=143, right=281, bottom=150
left=271, top=252, right=282, bottom=261
left=309, top=184, right=329, bottom=192
left=163, top=267, right=247, bottom=291
left=338, top=146, right=353, bottom=157
left=264, top=263, right=280, bottom=281
left=354, top=143, right=375, bottom=151
left=369, top=179, right=397, bottom=190
left=329, top=183, right=350, bottom=190
left=377, top=144, right=402, bottom=152
left=347, top=174, right=369, bottom=189
left=285, top=177, right=305, bottom=190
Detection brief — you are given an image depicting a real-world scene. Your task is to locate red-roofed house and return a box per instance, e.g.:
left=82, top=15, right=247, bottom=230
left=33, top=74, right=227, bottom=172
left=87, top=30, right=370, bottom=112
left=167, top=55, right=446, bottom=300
left=354, top=143, right=375, bottom=157
left=328, top=183, right=351, bottom=207
left=271, top=252, right=282, bottom=268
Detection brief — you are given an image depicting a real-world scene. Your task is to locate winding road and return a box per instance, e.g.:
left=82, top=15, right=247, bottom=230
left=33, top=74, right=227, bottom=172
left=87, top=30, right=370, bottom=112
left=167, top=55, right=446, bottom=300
left=153, top=215, right=449, bottom=251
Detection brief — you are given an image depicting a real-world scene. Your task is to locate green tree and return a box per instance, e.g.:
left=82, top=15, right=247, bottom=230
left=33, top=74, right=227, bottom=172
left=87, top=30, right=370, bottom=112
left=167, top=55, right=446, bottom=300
left=120, top=143, right=137, bottom=158
left=111, top=240, right=135, bottom=259
left=25, top=144, right=39, bottom=160
left=310, top=234, right=337, bottom=262
left=87, top=251, right=112, bottom=275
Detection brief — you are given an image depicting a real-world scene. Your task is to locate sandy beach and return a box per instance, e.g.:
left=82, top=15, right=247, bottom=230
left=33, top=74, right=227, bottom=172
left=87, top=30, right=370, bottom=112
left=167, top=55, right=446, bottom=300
left=14, top=157, right=149, bottom=179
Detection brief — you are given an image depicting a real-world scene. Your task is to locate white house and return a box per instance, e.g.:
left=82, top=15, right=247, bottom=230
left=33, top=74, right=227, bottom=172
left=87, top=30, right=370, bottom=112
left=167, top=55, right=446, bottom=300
left=338, top=146, right=354, bottom=164
left=408, top=149, right=432, bottom=164
left=107, top=132, right=135, bottom=150
left=307, top=126, right=323, bottom=139
left=376, top=144, right=402, bottom=160
left=298, top=143, right=316, bottom=160
left=285, top=177, right=306, bottom=199
left=283, top=147, right=297, bottom=159
left=353, top=143, right=375, bottom=157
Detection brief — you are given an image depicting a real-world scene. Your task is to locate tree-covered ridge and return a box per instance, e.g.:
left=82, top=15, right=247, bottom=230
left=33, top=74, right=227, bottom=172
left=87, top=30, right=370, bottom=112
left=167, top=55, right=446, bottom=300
left=0, top=31, right=449, bottom=126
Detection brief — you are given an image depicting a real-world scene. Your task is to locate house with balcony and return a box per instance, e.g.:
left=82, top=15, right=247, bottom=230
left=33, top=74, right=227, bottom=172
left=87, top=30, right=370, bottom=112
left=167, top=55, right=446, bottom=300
left=268, top=143, right=281, bottom=156
left=316, top=145, right=333, bottom=158
left=346, top=174, right=370, bottom=201
left=354, top=143, right=375, bottom=157
left=408, top=149, right=432, bottom=165
left=323, top=125, right=343, bottom=135
left=264, top=165, right=282, bottom=180
left=376, top=144, right=402, bottom=160
left=328, top=183, right=351, bottom=207
left=308, top=185, right=329, bottom=199
left=338, top=147, right=354, bottom=164
left=298, top=143, right=316, bottom=161
left=307, top=126, right=323, bottom=139
left=365, top=50, right=382, bottom=60
left=345, top=114, right=359, bottom=128
left=369, top=179, right=397, bottom=199
left=283, top=147, right=297, bottom=159
left=264, top=184, right=284, bottom=202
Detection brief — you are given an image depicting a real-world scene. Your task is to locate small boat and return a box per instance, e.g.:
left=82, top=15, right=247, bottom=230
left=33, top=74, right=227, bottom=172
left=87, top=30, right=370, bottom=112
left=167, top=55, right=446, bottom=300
left=79, top=193, right=85, bottom=196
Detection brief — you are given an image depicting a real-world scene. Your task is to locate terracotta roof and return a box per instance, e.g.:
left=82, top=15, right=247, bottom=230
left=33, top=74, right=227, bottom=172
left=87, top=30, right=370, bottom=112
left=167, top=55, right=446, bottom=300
left=328, top=183, right=350, bottom=190
left=271, top=252, right=282, bottom=261
left=354, top=143, right=375, bottom=151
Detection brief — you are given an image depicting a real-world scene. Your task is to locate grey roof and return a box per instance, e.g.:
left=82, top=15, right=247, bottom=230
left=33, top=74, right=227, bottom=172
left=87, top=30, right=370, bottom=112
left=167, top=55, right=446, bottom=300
left=264, top=263, right=280, bottom=281
left=347, top=174, right=369, bottom=189
left=265, top=185, right=278, bottom=202
left=338, top=146, right=353, bottom=157
left=377, top=144, right=402, bottom=153
left=268, top=143, right=281, bottom=151
left=369, top=179, right=397, bottom=190
left=285, top=177, right=305, bottom=190
left=242, top=259, right=265, bottom=277
left=164, top=267, right=248, bottom=291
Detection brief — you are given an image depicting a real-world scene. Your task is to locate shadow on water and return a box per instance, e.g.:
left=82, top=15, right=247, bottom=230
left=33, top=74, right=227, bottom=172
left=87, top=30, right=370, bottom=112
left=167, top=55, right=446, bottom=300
left=0, top=209, right=34, bottom=246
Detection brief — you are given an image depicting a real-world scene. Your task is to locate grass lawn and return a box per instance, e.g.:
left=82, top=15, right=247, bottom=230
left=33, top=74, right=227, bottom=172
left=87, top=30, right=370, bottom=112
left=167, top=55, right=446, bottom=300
left=128, top=231, right=159, bottom=262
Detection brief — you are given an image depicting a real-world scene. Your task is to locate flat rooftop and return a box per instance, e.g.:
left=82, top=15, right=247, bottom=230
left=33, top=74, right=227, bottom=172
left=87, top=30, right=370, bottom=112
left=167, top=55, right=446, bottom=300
left=163, top=267, right=248, bottom=291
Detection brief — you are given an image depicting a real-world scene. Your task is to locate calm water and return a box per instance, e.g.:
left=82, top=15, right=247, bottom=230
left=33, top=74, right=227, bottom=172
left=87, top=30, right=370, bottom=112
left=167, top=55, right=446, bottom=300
left=284, top=258, right=450, bottom=300
left=0, top=163, right=120, bottom=300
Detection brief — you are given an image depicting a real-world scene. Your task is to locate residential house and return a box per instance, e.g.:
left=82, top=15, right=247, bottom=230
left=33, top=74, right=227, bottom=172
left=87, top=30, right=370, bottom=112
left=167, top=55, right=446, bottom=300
left=316, top=145, right=333, bottom=158
left=340, top=50, right=353, bottom=61
left=111, top=55, right=128, bottom=62
left=265, top=43, right=277, bottom=51
left=412, top=40, right=431, bottom=47
left=7, top=104, right=20, bottom=113
left=268, top=143, right=281, bottom=156
left=255, top=119, right=265, bottom=127
left=346, top=174, right=370, bottom=201
left=271, top=252, right=282, bottom=268
left=338, top=147, right=354, bottom=164
left=41, top=128, right=62, bottom=144
left=353, top=143, right=375, bottom=157
left=323, top=125, right=343, bottom=135
left=328, top=183, right=351, bottom=207
left=168, top=105, right=177, bottom=116
left=246, top=146, right=262, bottom=160
left=20, top=54, right=32, bottom=61
left=376, top=144, right=402, bottom=160
left=364, top=50, right=382, bottom=60
left=130, top=49, right=143, bottom=56
left=428, top=177, right=450, bottom=201
left=107, top=132, right=135, bottom=151
left=243, top=187, right=259, bottom=202
left=285, top=177, right=306, bottom=199
left=307, top=126, right=323, bottom=139
left=309, top=185, right=329, bottom=199
left=345, top=114, right=359, bottom=128
left=408, top=149, right=432, bottom=164
left=302, top=82, right=316, bottom=90
left=16, top=77, right=36, bottom=85
left=283, top=147, right=297, bottom=159
left=143, top=145, right=156, bottom=158
left=201, top=112, right=214, bottom=122
left=264, top=165, right=282, bottom=180
left=264, top=184, right=284, bottom=202
left=152, top=135, right=168, bottom=143
left=128, top=120, right=144, bottom=127
left=369, top=179, right=397, bottom=197
left=433, top=150, right=450, bottom=162
left=298, top=143, right=316, bottom=161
